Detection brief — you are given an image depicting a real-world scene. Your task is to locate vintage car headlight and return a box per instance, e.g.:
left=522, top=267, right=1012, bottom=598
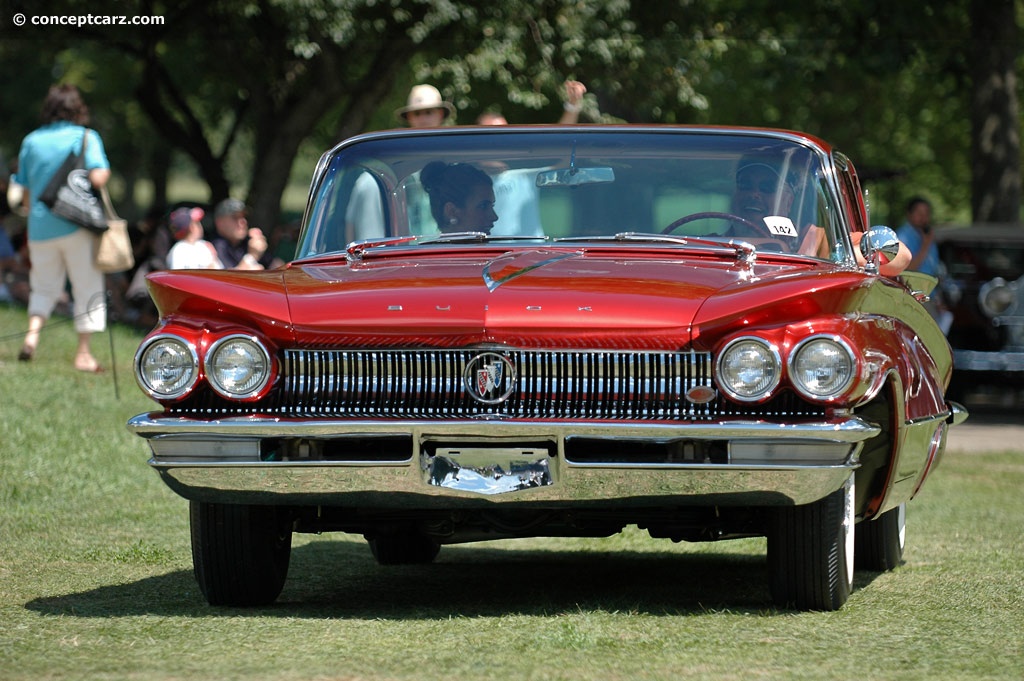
left=204, top=335, right=271, bottom=399
left=716, top=337, right=781, bottom=401
left=789, top=336, right=856, bottom=399
left=978, top=277, right=1017, bottom=318
left=136, top=335, right=199, bottom=399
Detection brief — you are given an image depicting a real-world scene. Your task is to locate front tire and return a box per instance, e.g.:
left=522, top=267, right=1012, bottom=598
left=190, top=501, right=293, bottom=606
left=855, top=503, right=906, bottom=571
left=768, top=476, right=855, bottom=611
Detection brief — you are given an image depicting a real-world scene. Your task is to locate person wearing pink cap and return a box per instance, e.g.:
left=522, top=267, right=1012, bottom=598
left=166, top=206, right=222, bottom=270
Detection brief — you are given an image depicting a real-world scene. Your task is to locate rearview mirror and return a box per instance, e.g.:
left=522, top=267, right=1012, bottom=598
left=535, top=166, right=615, bottom=187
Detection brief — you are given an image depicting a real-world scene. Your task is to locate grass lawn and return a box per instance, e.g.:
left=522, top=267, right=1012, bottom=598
left=1, top=303, right=1021, bottom=680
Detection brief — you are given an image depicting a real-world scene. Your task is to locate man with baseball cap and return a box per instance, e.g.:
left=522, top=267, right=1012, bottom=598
left=211, top=198, right=276, bottom=270
left=166, top=206, right=222, bottom=270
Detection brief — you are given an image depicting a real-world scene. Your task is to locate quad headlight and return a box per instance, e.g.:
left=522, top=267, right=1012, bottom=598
left=716, top=337, right=781, bottom=401
left=789, top=336, right=856, bottom=399
left=136, top=335, right=199, bottom=399
left=204, top=334, right=271, bottom=399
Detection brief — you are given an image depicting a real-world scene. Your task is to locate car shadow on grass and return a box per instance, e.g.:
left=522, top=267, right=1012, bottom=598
left=24, top=538, right=886, bottom=618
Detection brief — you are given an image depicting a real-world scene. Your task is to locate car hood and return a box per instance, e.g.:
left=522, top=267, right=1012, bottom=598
left=148, top=248, right=862, bottom=350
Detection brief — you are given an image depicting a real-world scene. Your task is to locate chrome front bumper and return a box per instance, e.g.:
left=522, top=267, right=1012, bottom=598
left=127, top=414, right=880, bottom=507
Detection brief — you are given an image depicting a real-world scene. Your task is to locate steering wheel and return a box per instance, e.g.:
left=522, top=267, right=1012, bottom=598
left=661, top=211, right=772, bottom=238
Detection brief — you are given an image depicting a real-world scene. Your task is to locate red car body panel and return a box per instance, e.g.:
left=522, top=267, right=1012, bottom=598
left=148, top=245, right=950, bottom=422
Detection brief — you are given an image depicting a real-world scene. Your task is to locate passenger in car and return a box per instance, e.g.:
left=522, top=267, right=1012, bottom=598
left=474, top=80, right=586, bottom=238
left=420, top=161, right=498, bottom=233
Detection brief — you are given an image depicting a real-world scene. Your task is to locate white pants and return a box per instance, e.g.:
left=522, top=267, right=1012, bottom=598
left=27, top=229, right=106, bottom=334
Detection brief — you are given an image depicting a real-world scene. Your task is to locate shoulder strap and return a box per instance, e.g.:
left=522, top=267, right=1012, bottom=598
left=100, top=184, right=120, bottom=219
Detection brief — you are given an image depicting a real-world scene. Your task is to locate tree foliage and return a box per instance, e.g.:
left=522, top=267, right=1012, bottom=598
left=1, top=0, right=1017, bottom=230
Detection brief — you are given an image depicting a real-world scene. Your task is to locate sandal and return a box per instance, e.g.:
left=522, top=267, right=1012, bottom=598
left=74, top=353, right=104, bottom=373
left=18, top=346, right=34, bottom=362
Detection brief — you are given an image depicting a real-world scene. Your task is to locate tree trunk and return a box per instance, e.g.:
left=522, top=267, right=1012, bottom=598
left=970, top=0, right=1020, bottom=224
left=246, top=38, right=425, bottom=234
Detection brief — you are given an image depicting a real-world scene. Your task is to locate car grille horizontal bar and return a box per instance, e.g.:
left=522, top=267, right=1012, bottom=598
left=279, top=348, right=713, bottom=419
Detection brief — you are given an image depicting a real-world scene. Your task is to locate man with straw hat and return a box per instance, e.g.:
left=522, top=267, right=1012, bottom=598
left=395, top=84, right=455, bottom=128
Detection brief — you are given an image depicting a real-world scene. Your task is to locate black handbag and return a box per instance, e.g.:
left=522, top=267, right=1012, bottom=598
left=37, top=130, right=108, bottom=234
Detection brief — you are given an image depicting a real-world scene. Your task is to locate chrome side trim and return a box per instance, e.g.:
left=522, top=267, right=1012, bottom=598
left=947, top=401, right=969, bottom=427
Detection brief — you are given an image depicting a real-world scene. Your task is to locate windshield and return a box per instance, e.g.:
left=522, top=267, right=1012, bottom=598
left=297, top=129, right=847, bottom=262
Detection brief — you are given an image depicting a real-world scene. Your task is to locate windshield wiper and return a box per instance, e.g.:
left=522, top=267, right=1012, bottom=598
left=419, top=232, right=549, bottom=245
left=346, top=232, right=549, bottom=260
left=346, top=235, right=419, bottom=260
left=553, top=232, right=757, bottom=263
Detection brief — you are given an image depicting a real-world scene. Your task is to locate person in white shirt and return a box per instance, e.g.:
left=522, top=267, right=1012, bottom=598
left=473, top=81, right=587, bottom=237
left=166, top=206, right=223, bottom=270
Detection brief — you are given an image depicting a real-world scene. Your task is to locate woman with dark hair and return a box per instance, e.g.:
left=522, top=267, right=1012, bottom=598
left=420, top=161, right=497, bottom=233
left=14, top=84, right=110, bottom=372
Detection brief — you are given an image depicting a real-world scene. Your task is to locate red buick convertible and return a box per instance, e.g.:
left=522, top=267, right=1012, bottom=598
left=128, top=126, right=966, bottom=610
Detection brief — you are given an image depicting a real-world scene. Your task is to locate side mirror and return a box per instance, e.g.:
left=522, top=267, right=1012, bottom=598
left=859, top=225, right=901, bottom=275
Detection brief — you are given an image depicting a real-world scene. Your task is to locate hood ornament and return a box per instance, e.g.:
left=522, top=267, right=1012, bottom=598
left=482, top=251, right=579, bottom=292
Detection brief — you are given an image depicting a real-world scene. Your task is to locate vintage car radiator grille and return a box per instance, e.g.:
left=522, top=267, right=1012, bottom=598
left=278, top=348, right=715, bottom=419
left=167, top=349, right=828, bottom=420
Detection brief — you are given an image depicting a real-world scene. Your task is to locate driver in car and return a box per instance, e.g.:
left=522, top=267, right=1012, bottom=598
left=731, top=157, right=911, bottom=276
left=729, top=158, right=800, bottom=242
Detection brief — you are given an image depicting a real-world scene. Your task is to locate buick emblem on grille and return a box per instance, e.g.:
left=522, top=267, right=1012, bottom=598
left=464, top=353, right=516, bottom=404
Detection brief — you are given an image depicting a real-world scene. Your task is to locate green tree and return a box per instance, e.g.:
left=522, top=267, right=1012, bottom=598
left=2, top=0, right=1017, bottom=231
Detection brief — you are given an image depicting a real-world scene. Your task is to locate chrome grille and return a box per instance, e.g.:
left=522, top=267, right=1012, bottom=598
left=280, top=349, right=714, bottom=419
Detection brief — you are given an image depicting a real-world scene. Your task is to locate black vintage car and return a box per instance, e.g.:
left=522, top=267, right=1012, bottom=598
left=936, top=224, right=1024, bottom=398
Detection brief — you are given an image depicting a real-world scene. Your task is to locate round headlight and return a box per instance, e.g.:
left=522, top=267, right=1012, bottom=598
left=136, top=335, right=199, bottom=399
left=716, top=337, right=781, bottom=401
left=204, top=335, right=271, bottom=399
left=789, top=336, right=856, bottom=399
left=979, top=277, right=1016, bottom=318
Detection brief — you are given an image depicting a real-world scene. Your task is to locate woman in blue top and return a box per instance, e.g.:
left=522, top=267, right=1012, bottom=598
left=15, top=84, right=111, bottom=372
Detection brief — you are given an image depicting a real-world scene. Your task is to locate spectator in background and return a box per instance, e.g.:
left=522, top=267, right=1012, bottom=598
left=395, top=84, right=455, bottom=128
left=475, top=80, right=588, bottom=126
left=473, top=81, right=588, bottom=236
left=0, top=167, right=21, bottom=303
left=212, top=198, right=280, bottom=270
left=896, top=197, right=940, bottom=276
left=166, top=206, right=222, bottom=270
left=0, top=223, right=16, bottom=303
left=558, top=80, right=587, bottom=123
left=895, top=196, right=951, bottom=333
left=122, top=207, right=169, bottom=328
left=15, top=83, right=110, bottom=372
